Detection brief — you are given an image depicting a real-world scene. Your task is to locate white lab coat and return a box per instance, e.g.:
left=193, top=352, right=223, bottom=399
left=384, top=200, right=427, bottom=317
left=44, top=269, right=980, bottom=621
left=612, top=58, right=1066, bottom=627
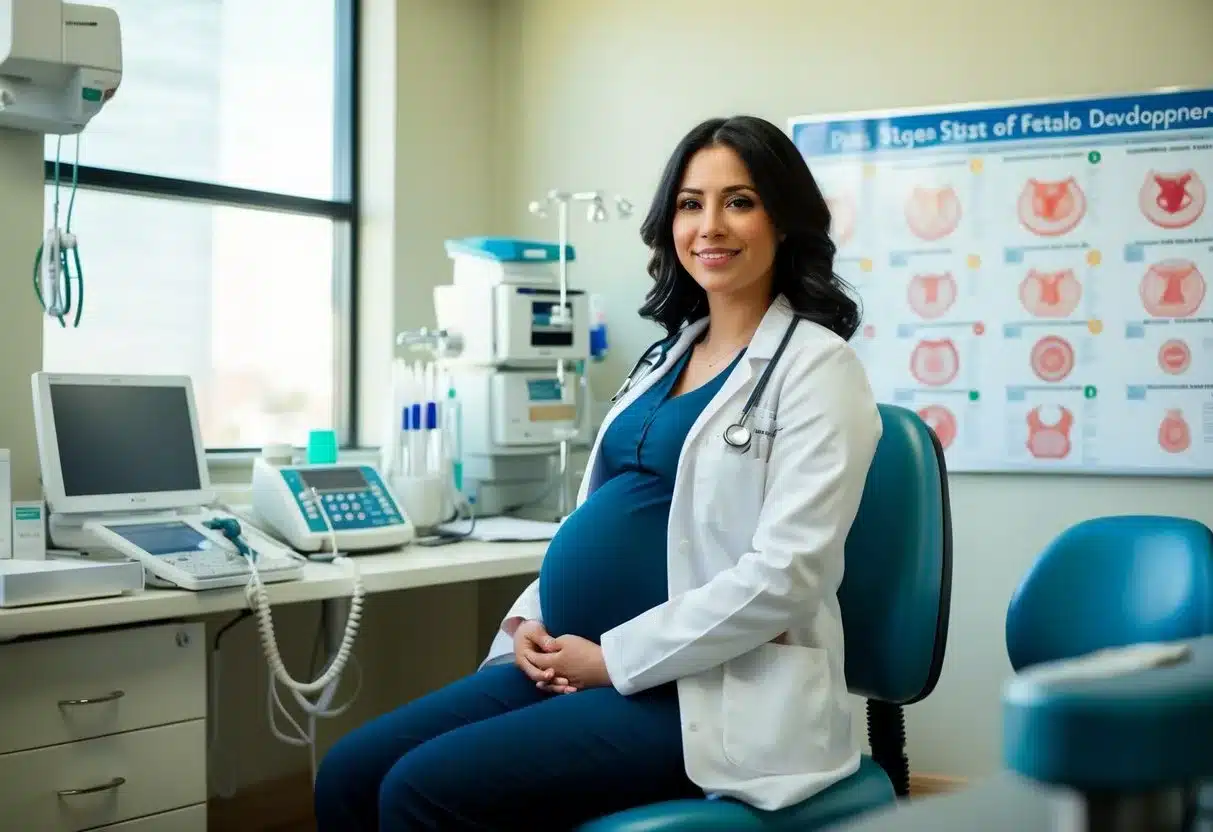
left=480, top=296, right=883, bottom=811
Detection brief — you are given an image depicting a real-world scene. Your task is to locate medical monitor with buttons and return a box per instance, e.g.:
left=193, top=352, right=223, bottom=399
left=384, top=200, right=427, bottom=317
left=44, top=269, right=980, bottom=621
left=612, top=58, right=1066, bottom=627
left=250, top=458, right=414, bottom=552
left=31, top=372, right=214, bottom=515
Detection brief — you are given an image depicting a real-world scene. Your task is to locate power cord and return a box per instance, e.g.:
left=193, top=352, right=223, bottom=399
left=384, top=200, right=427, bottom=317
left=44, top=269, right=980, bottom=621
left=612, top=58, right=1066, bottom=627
left=415, top=489, right=478, bottom=547
left=207, top=610, right=251, bottom=799
left=34, top=135, right=85, bottom=327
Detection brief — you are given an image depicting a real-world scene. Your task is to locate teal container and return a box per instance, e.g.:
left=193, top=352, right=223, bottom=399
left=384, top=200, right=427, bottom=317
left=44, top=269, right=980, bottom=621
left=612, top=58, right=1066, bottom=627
left=306, top=429, right=338, bottom=464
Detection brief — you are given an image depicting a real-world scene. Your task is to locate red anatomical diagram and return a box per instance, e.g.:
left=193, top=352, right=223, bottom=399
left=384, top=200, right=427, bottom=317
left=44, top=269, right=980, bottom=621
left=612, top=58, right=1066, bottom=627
left=1026, top=405, right=1073, bottom=459
left=910, top=338, right=959, bottom=386
left=907, top=272, right=957, bottom=320
left=1139, top=259, right=1207, bottom=318
left=826, top=193, right=857, bottom=247
left=904, top=186, right=962, bottom=242
left=1157, top=339, right=1191, bottom=375
left=1018, top=177, right=1086, bottom=237
left=1030, top=335, right=1075, bottom=383
left=1019, top=268, right=1082, bottom=318
left=1139, top=170, right=1206, bottom=230
left=917, top=405, right=957, bottom=450
left=1158, top=409, right=1190, bottom=454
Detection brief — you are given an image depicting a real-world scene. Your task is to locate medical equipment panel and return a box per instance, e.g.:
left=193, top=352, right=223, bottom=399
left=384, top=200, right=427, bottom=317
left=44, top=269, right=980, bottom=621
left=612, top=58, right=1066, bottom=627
left=434, top=283, right=589, bottom=366
left=0, top=0, right=123, bottom=135
left=451, top=368, right=583, bottom=455
left=445, top=236, right=575, bottom=289
left=83, top=512, right=304, bottom=592
left=251, top=458, right=413, bottom=553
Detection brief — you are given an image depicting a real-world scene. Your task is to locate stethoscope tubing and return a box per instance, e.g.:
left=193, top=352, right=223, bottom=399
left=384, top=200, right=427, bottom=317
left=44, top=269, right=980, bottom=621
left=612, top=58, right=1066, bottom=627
left=612, top=317, right=802, bottom=452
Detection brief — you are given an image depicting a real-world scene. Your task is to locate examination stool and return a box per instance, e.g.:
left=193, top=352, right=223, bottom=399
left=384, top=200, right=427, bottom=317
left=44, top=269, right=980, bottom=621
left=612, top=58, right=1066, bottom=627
left=827, top=514, right=1213, bottom=832
left=579, top=403, right=954, bottom=831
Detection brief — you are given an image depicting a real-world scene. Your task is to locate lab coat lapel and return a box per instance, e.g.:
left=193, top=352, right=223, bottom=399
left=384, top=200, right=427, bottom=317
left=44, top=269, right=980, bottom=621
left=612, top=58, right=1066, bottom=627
left=679, top=298, right=796, bottom=456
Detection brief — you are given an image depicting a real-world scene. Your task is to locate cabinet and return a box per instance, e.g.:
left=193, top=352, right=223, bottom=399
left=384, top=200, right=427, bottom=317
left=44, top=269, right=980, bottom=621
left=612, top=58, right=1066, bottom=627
left=0, top=622, right=207, bottom=831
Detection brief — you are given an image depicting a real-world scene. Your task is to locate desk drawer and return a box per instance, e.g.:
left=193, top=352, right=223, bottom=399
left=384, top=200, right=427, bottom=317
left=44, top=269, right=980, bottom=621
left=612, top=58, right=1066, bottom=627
left=0, top=622, right=205, bottom=754
left=0, top=719, right=206, bottom=832
left=99, top=804, right=206, bottom=832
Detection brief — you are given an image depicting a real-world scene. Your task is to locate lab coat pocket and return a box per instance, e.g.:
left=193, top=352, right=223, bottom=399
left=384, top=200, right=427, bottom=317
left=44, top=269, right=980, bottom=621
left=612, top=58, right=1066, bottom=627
left=721, top=642, right=832, bottom=775
left=750, top=406, right=778, bottom=462
left=695, top=447, right=766, bottom=544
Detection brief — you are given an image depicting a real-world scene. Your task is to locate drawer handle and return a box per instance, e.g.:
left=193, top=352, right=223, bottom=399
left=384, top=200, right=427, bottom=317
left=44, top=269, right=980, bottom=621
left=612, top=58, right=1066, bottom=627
left=58, top=690, right=126, bottom=707
left=57, top=776, right=126, bottom=797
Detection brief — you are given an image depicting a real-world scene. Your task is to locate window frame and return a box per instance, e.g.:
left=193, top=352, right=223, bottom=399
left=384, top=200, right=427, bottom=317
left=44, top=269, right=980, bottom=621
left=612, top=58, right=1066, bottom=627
left=42, top=0, right=362, bottom=457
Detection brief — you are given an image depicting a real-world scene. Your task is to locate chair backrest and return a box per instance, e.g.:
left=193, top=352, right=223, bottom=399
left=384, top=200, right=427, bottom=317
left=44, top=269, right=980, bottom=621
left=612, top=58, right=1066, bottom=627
left=839, top=404, right=952, bottom=705
left=1005, top=515, right=1213, bottom=672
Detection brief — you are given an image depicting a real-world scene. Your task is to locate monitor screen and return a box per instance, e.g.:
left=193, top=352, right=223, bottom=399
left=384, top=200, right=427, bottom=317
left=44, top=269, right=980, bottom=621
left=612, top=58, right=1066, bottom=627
left=49, top=383, right=203, bottom=498
left=108, top=521, right=214, bottom=556
left=299, top=467, right=367, bottom=492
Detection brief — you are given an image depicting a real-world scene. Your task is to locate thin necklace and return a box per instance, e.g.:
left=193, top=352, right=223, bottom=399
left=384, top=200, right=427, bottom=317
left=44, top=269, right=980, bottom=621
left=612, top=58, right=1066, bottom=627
left=698, top=340, right=744, bottom=368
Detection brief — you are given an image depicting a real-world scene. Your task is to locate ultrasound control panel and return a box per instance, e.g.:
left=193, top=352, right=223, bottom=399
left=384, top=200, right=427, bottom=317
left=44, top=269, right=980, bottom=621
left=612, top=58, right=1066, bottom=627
left=251, top=460, right=414, bottom=552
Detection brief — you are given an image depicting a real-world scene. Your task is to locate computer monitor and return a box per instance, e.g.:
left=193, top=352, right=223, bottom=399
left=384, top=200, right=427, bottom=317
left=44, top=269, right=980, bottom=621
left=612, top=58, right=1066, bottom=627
left=31, top=372, right=214, bottom=515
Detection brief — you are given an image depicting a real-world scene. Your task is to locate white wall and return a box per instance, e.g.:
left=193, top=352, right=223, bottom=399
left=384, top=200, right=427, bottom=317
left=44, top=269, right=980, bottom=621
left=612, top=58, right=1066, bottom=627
left=494, top=0, right=1213, bottom=777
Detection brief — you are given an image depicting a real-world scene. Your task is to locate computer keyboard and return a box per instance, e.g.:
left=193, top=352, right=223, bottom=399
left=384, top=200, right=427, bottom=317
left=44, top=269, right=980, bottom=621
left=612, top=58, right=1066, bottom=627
left=158, top=549, right=300, bottom=581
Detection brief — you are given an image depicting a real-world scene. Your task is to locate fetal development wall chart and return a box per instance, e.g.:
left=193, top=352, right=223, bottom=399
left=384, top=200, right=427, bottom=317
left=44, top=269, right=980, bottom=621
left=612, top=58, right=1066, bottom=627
left=790, top=87, right=1213, bottom=476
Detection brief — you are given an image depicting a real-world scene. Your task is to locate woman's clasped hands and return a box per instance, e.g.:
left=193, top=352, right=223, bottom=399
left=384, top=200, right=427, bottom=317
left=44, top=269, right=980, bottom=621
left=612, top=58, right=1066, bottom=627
left=511, top=619, right=611, bottom=694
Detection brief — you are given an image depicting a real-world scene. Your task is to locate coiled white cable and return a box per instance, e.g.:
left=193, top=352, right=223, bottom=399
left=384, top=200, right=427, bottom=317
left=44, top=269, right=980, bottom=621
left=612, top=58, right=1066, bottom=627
left=244, top=487, right=364, bottom=697
left=205, top=494, right=368, bottom=786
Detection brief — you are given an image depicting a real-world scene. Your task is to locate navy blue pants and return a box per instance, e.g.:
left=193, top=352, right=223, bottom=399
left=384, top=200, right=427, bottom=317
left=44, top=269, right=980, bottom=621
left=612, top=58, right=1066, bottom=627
left=313, top=663, right=699, bottom=830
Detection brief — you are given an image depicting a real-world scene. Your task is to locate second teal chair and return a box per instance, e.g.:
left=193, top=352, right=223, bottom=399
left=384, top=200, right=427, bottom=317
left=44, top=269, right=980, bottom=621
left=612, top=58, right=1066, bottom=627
left=1005, top=514, right=1213, bottom=672
left=579, top=403, right=954, bottom=831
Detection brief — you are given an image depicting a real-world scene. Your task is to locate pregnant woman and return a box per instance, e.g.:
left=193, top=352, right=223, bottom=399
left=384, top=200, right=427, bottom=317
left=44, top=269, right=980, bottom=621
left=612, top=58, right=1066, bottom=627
left=313, top=114, right=882, bottom=831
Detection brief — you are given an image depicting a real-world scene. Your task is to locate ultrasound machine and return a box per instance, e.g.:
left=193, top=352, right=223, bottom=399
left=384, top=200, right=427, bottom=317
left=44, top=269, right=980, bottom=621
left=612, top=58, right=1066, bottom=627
left=32, top=371, right=306, bottom=591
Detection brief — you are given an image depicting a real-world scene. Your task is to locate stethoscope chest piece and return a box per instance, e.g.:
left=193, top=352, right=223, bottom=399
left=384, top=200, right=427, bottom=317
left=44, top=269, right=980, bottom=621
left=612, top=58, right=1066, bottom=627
left=723, top=422, right=752, bottom=451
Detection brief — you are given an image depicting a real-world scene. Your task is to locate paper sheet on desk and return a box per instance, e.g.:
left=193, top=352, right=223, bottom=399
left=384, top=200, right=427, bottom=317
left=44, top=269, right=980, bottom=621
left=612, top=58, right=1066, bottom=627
left=438, top=516, right=561, bottom=542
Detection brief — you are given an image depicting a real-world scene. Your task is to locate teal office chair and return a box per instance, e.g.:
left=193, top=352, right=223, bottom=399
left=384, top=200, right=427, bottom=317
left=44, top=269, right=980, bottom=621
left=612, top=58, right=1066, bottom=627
left=1005, top=514, right=1213, bottom=673
left=580, top=403, right=953, bottom=831
left=826, top=516, right=1213, bottom=832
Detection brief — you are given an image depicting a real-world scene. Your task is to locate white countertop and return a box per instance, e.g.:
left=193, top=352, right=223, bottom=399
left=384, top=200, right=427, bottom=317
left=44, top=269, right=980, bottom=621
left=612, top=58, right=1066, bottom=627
left=0, top=540, right=545, bottom=641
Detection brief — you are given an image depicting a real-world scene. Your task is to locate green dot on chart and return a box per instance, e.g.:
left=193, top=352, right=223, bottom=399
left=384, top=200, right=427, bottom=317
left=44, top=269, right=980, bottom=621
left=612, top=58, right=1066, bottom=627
left=968, top=390, right=980, bottom=401
left=1083, top=386, right=1097, bottom=399
left=1088, top=151, right=1101, bottom=164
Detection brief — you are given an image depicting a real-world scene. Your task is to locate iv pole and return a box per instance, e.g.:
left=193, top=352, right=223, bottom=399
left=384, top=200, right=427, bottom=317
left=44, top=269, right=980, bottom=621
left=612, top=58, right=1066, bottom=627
left=528, top=189, right=632, bottom=518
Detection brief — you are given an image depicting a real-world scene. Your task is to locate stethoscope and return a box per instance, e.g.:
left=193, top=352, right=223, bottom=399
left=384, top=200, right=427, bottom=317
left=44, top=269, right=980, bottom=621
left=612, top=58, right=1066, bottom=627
left=611, top=316, right=801, bottom=452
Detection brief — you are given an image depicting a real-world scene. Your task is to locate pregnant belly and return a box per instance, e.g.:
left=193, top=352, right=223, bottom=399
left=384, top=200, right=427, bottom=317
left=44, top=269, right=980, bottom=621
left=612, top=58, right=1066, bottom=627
left=539, top=473, right=672, bottom=642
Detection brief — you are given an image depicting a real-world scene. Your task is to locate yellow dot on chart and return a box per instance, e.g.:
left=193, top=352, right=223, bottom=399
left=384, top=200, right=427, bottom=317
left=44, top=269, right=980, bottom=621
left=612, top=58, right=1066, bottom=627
left=1088, top=319, right=1103, bottom=334
left=966, top=254, right=981, bottom=269
left=1087, top=250, right=1102, bottom=266
left=969, top=158, right=984, bottom=173
left=863, top=164, right=877, bottom=179
left=859, top=258, right=873, bottom=272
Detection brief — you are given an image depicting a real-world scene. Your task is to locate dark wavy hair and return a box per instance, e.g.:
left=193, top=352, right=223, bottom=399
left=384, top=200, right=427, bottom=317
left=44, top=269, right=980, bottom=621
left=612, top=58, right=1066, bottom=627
left=637, top=115, right=860, bottom=340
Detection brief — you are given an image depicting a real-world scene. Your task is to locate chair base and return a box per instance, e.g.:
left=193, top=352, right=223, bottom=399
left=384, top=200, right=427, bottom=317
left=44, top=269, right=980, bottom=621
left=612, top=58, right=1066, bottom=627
left=577, top=756, right=897, bottom=831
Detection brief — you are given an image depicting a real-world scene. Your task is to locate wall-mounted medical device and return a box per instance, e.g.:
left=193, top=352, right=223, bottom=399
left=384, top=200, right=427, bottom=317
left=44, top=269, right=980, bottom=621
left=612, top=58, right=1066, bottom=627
left=0, top=0, right=123, bottom=134
left=251, top=458, right=414, bottom=553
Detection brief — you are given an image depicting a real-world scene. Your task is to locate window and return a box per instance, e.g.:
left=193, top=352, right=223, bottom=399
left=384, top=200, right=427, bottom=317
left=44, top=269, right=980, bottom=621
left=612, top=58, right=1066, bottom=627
left=41, top=0, right=358, bottom=452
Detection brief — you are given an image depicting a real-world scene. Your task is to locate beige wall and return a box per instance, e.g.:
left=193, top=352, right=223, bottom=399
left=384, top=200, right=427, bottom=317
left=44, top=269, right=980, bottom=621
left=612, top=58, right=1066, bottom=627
left=493, top=0, right=1213, bottom=778
left=0, top=131, right=45, bottom=502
